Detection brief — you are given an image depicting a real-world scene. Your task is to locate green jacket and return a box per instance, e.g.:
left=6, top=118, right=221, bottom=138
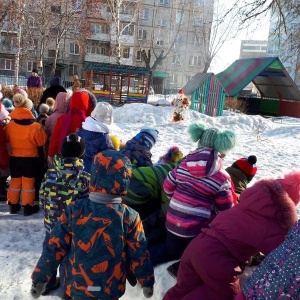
left=122, top=163, right=176, bottom=217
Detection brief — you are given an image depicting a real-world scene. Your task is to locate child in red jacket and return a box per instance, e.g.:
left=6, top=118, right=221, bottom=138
left=163, top=170, right=300, bottom=300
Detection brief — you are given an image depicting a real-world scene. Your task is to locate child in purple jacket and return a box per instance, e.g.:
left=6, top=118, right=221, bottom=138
left=148, top=122, right=237, bottom=267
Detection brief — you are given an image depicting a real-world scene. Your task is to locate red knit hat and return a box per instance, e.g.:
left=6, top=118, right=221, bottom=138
left=234, top=156, right=257, bottom=176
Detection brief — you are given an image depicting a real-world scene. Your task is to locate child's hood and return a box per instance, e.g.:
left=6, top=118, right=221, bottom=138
left=82, top=116, right=110, bottom=134
left=184, top=147, right=223, bottom=178
left=53, top=155, right=85, bottom=186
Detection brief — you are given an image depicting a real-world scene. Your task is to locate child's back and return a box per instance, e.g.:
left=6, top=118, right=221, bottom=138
left=31, top=150, right=154, bottom=299
left=121, top=128, right=158, bottom=167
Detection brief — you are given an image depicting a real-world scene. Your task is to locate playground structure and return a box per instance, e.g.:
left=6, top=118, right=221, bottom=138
left=183, top=73, right=226, bottom=117
left=83, top=62, right=151, bottom=104
left=217, top=57, right=300, bottom=118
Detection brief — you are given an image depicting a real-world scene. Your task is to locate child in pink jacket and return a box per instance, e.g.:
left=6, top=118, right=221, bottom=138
left=163, top=170, right=300, bottom=300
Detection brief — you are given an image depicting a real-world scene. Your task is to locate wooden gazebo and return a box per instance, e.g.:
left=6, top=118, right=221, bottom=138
left=84, top=62, right=151, bottom=104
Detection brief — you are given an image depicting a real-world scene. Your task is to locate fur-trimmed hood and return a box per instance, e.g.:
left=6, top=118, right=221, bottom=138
left=238, top=178, right=298, bottom=230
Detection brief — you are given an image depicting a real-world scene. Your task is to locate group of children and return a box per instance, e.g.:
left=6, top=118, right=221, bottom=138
left=1, top=85, right=300, bottom=299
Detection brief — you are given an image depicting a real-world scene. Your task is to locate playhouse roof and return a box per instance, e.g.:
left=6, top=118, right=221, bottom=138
left=216, top=57, right=300, bottom=101
left=83, top=62, right=151, bottom=75
left=182, top=73, right=222, bottom=95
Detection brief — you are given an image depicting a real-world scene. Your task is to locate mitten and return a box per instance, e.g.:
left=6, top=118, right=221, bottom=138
left=30, top=282, right=47, bottom=298
left=143, top=286, right=154, bottom=298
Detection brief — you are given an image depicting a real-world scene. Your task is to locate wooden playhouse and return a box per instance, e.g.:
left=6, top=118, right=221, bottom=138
left=182, top=73, right=226, bottom=117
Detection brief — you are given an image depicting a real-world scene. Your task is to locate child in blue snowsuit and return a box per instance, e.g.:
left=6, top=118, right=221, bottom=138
left=121, top=128, right=158, bottom=167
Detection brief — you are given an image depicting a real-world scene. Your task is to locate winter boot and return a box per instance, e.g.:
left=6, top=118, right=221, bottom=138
left=61, top=292, right=72, bottom=300
left=41, top=277, right=60, bottom=296
left=9, top=203, right=21, bottom=214
left=126, top=265, right=137, bottom=287
left=166, top=261, right=180, bottom=278
left=0, top=176, right=8, bottom=201
left=23, top=204, right=40, bottom=216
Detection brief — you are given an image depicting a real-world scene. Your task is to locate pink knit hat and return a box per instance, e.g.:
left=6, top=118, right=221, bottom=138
left=277, top=170, right=300, bottom=205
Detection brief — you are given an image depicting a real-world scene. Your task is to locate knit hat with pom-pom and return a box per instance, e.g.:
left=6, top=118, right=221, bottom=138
left=61, top=133, right=85, bottom=158
left=277, top=170, right=300, bottom=205
left=231, top=155, right=257, bottom=182
left=188, top=122, right=236, bottom=154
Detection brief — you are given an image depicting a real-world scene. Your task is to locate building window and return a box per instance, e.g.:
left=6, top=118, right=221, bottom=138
left=121, top=23, right=134, bottom=36
left=122, top=47, right=130, bottom=58
left=50, top=27, right=59, bottom=35
left=194, top=0, right=203, bottom=6
left=175, top=35, right=184, bottom=45
left=120, top=5, right=134, bottom=14
left=156, top=19, right=167, bottom=26
left=193, top=16, right=203, bottom=27
left=189, top=55, right=201, bottom=66
left=156, top=40, right=164, bottom=46
left=51, top=5, right=61, bottom=14
left=0, top=58, right=14, bottom=70
left=70, top=42, right=79, bottom=55
left=170, top=74, right=178, bottom=84
left=86, top=44, right=107, bottom=55
left=158, top=0, right=169, bottom=6
left=28, top=17, right=36, bottom=28
left=91, top=24, right=100, bottom=34
left=139, top=8, right=149, bottom=19
left=136, top=50, right=142, bottom=61
left=172, top=55, right=180, bottom=64
left=176, top=12, right=184, bottom=24
left=69, top=64, right=78, bottom=76
left=27, top=61, right=37, bottom=72
left=72, top=0, right=82, bottom=10
left=48, top=49, right=56, bottom=58
left=138, top=29, right=147, bottom=40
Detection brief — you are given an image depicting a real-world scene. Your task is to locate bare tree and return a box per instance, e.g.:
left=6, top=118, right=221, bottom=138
left=137, top=0, right=186, bottom=83
left=24, top=0, right=93, bottom=82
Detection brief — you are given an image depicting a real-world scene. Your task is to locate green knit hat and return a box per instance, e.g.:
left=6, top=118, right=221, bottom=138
left=188, top=122, right=236, bottom=154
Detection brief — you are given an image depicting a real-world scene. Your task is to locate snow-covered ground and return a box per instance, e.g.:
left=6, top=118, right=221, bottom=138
left=0, top=103, right=299, bottom=299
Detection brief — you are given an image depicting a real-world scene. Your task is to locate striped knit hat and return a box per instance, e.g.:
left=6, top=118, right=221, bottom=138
left=188, top=122, right=236, bottom=154
left=140, top=128, right=159, bottom=149
left=90, top=150, right=132, bottom=195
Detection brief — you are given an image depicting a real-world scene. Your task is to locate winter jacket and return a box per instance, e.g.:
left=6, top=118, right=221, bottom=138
left=38, top=77, right=66, bottom=105
left=0, top=103, right=9, bottom=122
left=165, top=148, right=235, bottom=238
left=121, top=135, right=154, bottom=167
left=27, top=75, right=42, bottom=88
left=39, top=155, right=90, bottom=233
left=164, top=178, right=299, bottom=300
left=44, top=92, right=69, bottom=141
left=4, top=107, right=47, bottom=157
left=48, top=91, right=94, bottom=157
left=77, top=117, right=114, bottom=173
left=32, top=194, right=154, bottom=299
left=122, top=163, right=176, bottom=218
left=0, top=125, right=9, bottom=171
left=240, top=219, right=300, bottom=300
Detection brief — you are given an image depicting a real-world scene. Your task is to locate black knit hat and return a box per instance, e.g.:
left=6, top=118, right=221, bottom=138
left=61, top=133, right=85, bottom=158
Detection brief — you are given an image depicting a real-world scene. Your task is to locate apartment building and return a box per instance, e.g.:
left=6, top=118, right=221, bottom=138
left=240, top=40, right=268, bottom=59
left=0, top=0, right=214, bottom=92
left=266, top=1, right=300, bottom=87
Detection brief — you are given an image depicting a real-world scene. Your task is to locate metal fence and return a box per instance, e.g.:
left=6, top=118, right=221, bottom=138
left=0, top=75, right=27, bottom=87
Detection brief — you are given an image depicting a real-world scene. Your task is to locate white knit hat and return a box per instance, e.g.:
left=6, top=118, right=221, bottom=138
left=91, top=102, right=113, bottom=125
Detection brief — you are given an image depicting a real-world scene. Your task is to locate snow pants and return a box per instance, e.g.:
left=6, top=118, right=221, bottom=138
left=163, top=234, right=242, bottom=300
left=7, top=157, right=38, bottom=206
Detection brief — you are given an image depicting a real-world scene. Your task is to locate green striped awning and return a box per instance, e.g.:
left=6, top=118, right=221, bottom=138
left=216, top=57, right=300, bottom=101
